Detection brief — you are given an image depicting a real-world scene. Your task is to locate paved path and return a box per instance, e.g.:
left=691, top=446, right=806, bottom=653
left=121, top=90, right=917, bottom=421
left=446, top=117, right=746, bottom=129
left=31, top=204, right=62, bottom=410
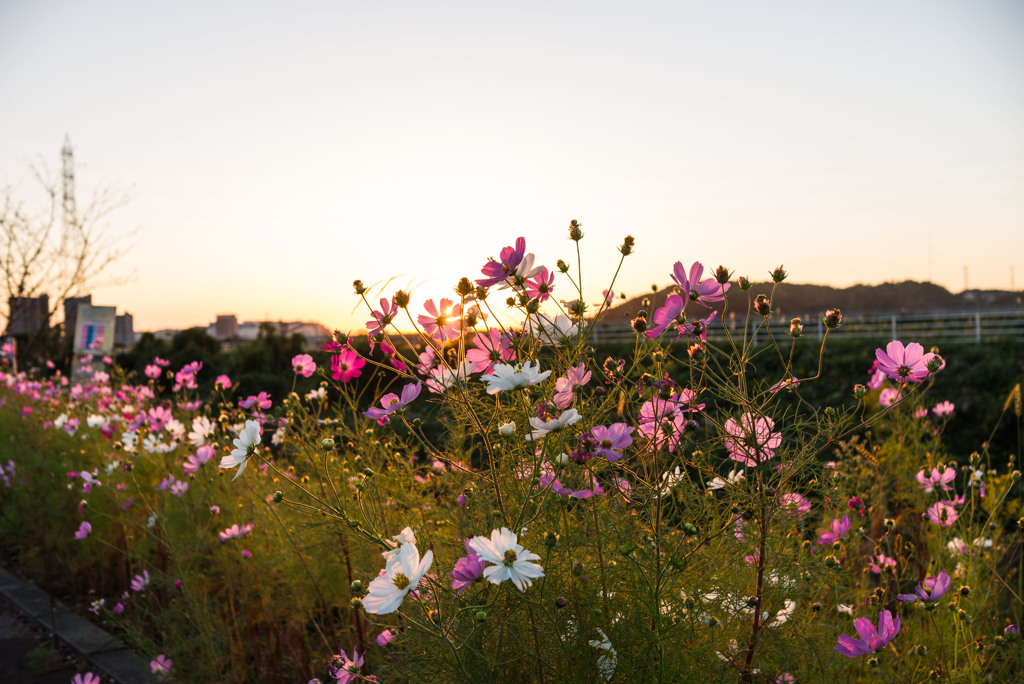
left=0, top=598, right=81, bottom=683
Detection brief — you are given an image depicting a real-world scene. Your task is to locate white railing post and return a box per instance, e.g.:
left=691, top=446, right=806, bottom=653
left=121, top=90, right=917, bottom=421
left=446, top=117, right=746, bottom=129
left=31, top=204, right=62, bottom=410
left=891, top=315, right=897, bottom=340
left=975, top=313, right=981, bottom=344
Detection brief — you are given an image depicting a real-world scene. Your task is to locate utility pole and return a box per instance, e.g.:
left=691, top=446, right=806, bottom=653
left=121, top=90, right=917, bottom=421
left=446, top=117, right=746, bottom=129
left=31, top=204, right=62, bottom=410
left=61, top=135, right=76, bottom=229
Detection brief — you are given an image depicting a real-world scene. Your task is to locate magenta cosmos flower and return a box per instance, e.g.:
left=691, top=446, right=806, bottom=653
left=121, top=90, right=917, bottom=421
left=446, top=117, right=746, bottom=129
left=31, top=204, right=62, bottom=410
left=553, top=362, right=592, bottom=408
left=916, top=466, right=955, bottom=492
left=897, top=570, right=951, bottom=603
left=724, top=413, right=781, bottom=466
left=476, top=237, right=543, bottom=289
left=465, top=328, right=515, bottom=374
left=817, top=515, right=851, bottom=545
left=874, top=341, right=940, bottom=383
left=363, top=382, right=421, bottom=425
left=925, top=500, right=959, bottom=527
left=526, top=267, right=555, bottom=302
left=449, top=539, right=485, bottom=595
left=326, top=647, right=364, bottom=683
left=366, top=297, right=397, bottom=338
left=417, top=298, right=462, bottom=343
left=835, top=610, right=900, bottom=657
left=331, top=348, right=365, bottom=382
left=671, top=261, right=730, bottom=306
left=292, top=354, right=316, bottom=378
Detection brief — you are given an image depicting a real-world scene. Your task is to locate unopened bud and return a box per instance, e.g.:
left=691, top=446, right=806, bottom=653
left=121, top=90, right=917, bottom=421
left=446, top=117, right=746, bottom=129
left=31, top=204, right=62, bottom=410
left=350, top=597, right=362, bottom=609
left=619, top=235, right=634, bottom=255
left=556, top=259, right=569, bottom=273
left=555, top=596, right=567, bottom=608
left=350, top=580, right=363, bottom=592
left=738, top=276, right=751, bottom=291
left=714, top=265, right=731, bottom=285
left=754, top=294, right=771, bottom=316
left=641, top=297, right=650, bottom=309
left=394, top=290, right=411, bottom=308
left=525, top=298, right=540, bottom=314
left=960, top=585, right=971, bottom=596
left=926, top=354, right=944, bottom=373
left=572, top=561, right=584, bottom=577
left=322, top=438, right=335, bottom=450
left=353, top=279, right=367, bottom=295
left=499, top=422, right=516, bottom=437
left=272, top=490, right=283, bottom=504
left=475, top=610, right=487, bottom=623
left=475, top=285, right=488, bottom=300
left=789, top=318, right=803, bottom=338
left=568, top=219, right=584, bottom=241
left=631, top=315, right=648, bottom=333
left=824, top=308, right=843, bottom=329
left=505, top=296, right=516, bottom=307
left=771, top=265, right=788, bottom=283
left=456, top=277, right=474, bottom=297
left=853, top=384, right=868, bottom=399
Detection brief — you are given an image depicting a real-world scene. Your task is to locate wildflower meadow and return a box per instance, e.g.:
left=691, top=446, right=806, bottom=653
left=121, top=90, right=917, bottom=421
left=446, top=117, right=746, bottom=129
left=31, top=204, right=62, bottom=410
left=1, top=228, right=1022, bottom=683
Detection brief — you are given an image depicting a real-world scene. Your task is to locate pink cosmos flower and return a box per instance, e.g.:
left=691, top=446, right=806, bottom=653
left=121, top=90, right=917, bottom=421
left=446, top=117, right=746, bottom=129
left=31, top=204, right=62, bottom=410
left=925, top=501, right=959, bottom=527
left=589, top=423, right=634, bottom=461
left=525, top=267, right=555, bottom=302
left=646, top=294, right=685, bottom=339
left=670, top=261, right=730, bottom=306
left=376, top=629, right=396, bottom=647
left=552, top=362, right=592, bottom=408
left=835, top=610, right=900, bottom=657
left=476, top=237, right=543, bottom=289
left=450, top=539, right=486, bottom=595
left=331, top=348, right=366, bottom=383
left=214, top=374, right=232, bottom=390
left=932, top=401, right=954, bottom=417
left=897, top=570, right=951, bottom=603
left=153, top=357, right=171, bottom=368
left=913, top=407, right=928, bottom=418
left=817, top=515, right=851, bottom=545
left=74, top=521, right=92, bottom=540
left=170, top=480, right=188, bottom=497
left=779, top=492, right=811, bottom=518
left=363, top=382, right=422, bottom=425
left=867, top=554, right=896, bottom=574
left=879, top=387, right=901, bottom=408
left=183, top=445, right=216, bottom=473
left=144, top=365, right=161, bottom=379
left=219, top=523, right=255, bottom=542
left=417, top=298, right=462, bottom=343
left=131, top=570, right=151, bottom=592
left=150, top=654, right=173, bottom=678
left=916, top=466, right=956, bottom=493
left=239, top=391, right=272, bottom=410
left=366, top=297, right=398, bottom=338
left=326, top=648, right=364, bottom=683
left=867, top=369, right=886, bottom=390
left=465, top=328, right=515, bottom=374
left=601, top=289, right=615, bottom=306
left=724, top=413, right=782, bottom=467
left=292, top=354, right=316, bottom=378
left=874, top=340, right=940, bottom=383
left=72, top=673, right=101, bottom=684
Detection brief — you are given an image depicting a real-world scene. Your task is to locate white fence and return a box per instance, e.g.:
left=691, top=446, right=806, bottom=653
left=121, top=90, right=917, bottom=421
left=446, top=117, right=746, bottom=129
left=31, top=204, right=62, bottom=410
left=587, top=310, right=1024, bottom=345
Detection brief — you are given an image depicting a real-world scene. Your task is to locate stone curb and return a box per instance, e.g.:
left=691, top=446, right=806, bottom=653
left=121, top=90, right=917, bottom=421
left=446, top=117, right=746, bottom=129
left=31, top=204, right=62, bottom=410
left=0, top=565, right=156, bottom=684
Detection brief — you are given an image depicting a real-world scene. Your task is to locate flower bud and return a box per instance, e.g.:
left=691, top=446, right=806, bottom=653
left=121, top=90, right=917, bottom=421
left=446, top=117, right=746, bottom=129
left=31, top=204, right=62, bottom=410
left=771, top=265, right=788, bottom=283
left=960, top=585, right=971, bottom=596
left=1013, top=470, right=1021, bottom=482
left=619, top=235, right=635, bottom=255
left=272, top=490, right=283, bottom=504
left=754, top=294, right=771, bottom=316
left=641, top=297, right=650, bottom=309
left=926, top=354, right=944, bottom=373
left=568, top=219, right=584, bottom=241
left=353, top=279, right=367, bottom=295
left=1005, top=624, right=1020, bottom=640
left=350, top=580, right=363, bottom=593
left=475, top=285, right=489, bottom=301
left=322, top=438, right=335, bottom=450
left=714, top=265, right=731, bottom=285
left=746, top=596, right=758, bottom=608
left=394, top=290, right=411, bottom=308
left=544, top=532, right=559, bottom=548
left=682, top=523, right=698, bottom=536
left=499, top=422, right=516, bottom=437
left=738, top=276, right=751, bottom=291
left=556, top=259, right=569, bottom=273
left=853, top=384, right=868, bottom=399
left=572, top=561, right=584, bottom=577
left=350, top=598, right=362, bottom=609
left=618, top=543, right=634, bottom=555
left=505, top=296, right=516, bottom=307
left=789, top=318, right=803, bottom=338
left=687, top=343, right=704, bottom=361
left=823, top=308, right=843, bottom=329
left=631, top=315, right=648, bottom=333
left=555, top=596, right=567, bottom=609
left=455, top=277, right=475, bottom=298
left=525, top=298, right=540, bottom=314
left=475, top=610, right=488, bottom=623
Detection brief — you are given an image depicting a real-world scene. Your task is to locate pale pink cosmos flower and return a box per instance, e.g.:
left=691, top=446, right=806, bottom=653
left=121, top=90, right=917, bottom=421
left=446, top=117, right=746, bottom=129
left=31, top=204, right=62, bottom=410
left=72, top=673, right=101, bottom=684
left=144, top=365, right=161, bottom=379
left=879, top=387, right=901, bottom=408
left=645, top=293, right=685, bottom=339
left=913, top=407, right=928, bottom=419
left=131, top=570, right=151, bottom=592
left=552, top=362, right=592, bottom=408
left=670, top=261, right=730, bottom=306
left=916, top=466, right=956, bottom=493
left=449, top=539, right=486, bottom=595
left=183, top=445, right=216, bottom=473
left=925, top=501, right=959, bottom=527
left=366, top=297, right=398, bottom=338
left=214, top=374, right=232, bottom=390
left=292, top=354, right=316, bottom=378
left=465, top=328, right=515, bottom=374
left=933, top=401, right=954, bottom=417
left=417, top=298, right=462, bottom=343
left=239, top=391, right=272, bottom=410
left=219, top=523, right=255, bottom=542
left=874, top=340, right=940, bottom=383
left=589, top=423, right=633, bottom=462
left=835, top=610, right=900, bottom=658
left=779, top=492, right=811, bottom=518
left=867, top=554, right=896, bottom=574
left=724, top=413, right=782, bottom=467
left=376, top=629, right=396, bottom=647
left=363, top=383, right=422, bottom=425
left=327, top=647, right=364, bottom=683
left=74, top=521, right=92, bottom=540
left=150, top=654, right=173, bottom=679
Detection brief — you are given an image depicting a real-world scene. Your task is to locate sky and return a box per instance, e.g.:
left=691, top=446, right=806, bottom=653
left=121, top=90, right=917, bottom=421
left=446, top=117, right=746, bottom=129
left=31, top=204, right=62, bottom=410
left=1, top=0, right=1022, bottom=333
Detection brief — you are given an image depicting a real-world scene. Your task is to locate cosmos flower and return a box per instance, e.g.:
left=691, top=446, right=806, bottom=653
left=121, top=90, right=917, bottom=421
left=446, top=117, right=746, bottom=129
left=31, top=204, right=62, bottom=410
left=219, top=420, right=261, bottom=480
left=363, top=383, right=421, bottom=424
left=817, top=515, right=851, bottom=545
left=724, top=413, right=781, bottom=467
left=292, top=354, right=316, bottom=378
left=897, top=571, right=951, bottom=603
left=363, top=529, right=433, bottom=615
left=835, top=610, right=900, bottom=658
left=480, top=361, right=552, bottom=394
left=468, top=527, right=544, bottom=591
left=874, top=341, right=939, bottom=383
left=525, top=409, right=582, bottom=440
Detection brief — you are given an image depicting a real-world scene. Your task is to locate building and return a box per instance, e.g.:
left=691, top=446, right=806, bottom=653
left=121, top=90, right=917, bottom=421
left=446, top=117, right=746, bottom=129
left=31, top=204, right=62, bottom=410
left=63, top=295, right=92, bottom=340
left=6, top=295, right=50, bottom=335
left=114, top=312, right=135, bottom=347
left=214, top=314, right=239, bottom=340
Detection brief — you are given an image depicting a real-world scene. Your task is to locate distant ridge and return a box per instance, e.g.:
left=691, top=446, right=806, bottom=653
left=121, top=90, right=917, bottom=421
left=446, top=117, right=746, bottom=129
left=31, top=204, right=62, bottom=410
left=601, top=281, right=1024, bottom=323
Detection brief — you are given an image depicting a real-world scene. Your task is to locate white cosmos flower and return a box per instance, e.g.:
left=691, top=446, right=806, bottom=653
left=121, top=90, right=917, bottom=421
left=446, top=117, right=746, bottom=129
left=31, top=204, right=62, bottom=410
left=525, top=409, right=582, bottom=441
left=189, top=416, right=214, bottom=447
left=468, top=527, right=544, bottom=591
left=363, top=535, right=433, bottom=615
left=220, top=420, right=261, bottom=480
left=588, top=629, right=618, bottom=681
left=708, top=468, right=745, bottom=490
left=525, top=313, right=577, bottom=347
left=480, top=361, right=552, bottom=394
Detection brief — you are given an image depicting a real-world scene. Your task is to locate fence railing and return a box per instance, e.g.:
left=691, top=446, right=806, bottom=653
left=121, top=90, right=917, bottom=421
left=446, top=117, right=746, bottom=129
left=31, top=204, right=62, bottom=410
left=587, top=310, right=1024, bottom=345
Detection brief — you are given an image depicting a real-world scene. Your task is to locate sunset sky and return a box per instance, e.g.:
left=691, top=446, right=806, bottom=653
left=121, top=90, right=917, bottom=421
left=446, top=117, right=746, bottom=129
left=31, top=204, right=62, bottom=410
left=1, top=1, right=1022, bottom=333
